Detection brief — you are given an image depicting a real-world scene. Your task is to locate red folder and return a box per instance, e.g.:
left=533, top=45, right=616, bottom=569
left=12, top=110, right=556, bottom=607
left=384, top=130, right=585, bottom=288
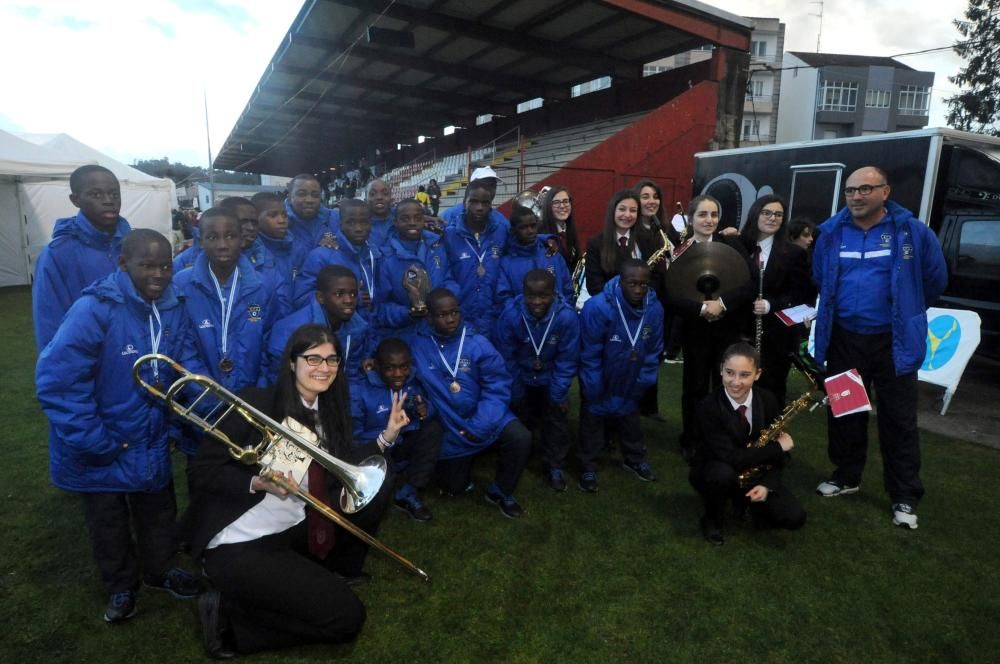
left=824, top=369, right=872, bottom=417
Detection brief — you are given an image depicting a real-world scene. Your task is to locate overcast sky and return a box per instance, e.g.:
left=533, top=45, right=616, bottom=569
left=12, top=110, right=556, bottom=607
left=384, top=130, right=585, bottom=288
left=0, top=0, right=970, bottom=170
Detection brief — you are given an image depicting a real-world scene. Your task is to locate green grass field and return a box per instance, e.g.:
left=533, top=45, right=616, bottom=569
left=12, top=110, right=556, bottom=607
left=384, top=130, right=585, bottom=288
left=2, top=285, right=997, bottom=663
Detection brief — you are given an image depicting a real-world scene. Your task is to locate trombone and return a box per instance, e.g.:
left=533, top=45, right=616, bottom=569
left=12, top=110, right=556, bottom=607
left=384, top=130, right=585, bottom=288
left=132, top=353, right=429, bottom=582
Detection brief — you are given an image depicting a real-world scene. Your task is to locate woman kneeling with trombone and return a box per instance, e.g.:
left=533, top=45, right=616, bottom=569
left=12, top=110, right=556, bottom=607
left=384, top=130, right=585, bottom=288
left=184, top=323, right=408, bottom=658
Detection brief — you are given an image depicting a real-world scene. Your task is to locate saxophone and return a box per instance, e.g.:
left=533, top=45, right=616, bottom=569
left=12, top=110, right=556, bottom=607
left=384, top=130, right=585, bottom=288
left=737, top=361, right=827, bottom=489
left=646, top=228, right=674, bottom=268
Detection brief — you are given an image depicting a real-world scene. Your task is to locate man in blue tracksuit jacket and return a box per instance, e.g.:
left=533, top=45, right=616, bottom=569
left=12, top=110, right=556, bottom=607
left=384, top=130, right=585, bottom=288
left=441, top=182, right=508, bottom=339
left=495, top=205, right=574, bottom=306
left=375, top=200, right=458, bottom=340
left=36, top=230, right=199, bottom=623
left=285, top=174, right=336, bottom=253
left=577, top=263, right=663, bottom=492
left=293, top=200, right=381, bottom=323
left=494, top=270, right=580, bottom=491
left=33, top=165, right=132, bottom=350
left=410, top=288, right=532, bottom=518
left=351, top=338, right=443, bottom=521
left=266, top=265, right=375, bottom=386
left=812, top=167, right=947, bottom=529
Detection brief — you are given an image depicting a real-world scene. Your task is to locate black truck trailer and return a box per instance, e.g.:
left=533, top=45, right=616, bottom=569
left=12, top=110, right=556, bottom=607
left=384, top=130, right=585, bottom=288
left=693, top=128, right=1000, bottom=358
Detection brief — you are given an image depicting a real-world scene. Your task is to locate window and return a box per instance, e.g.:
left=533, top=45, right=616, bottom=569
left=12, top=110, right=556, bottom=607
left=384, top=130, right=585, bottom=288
left=898, top=85, right=931, bottom=116
left=818, top=80, right=858, bottom=112
left=571, top=76, right=611, bottom=98
left=751, top=41, right=767, bottom=57
left=475, top=114, right=493, bottom=126
left=643, top=64, right=671, bottom=76
left=746, top=79, right=765, bottom=100
left=956, top=219, right=1000, bottom=279
left=517, top=97, right=543, bottom=114
left=865, top=89, right=891, bottom=108
left=742, top=119, right=761, bottom=140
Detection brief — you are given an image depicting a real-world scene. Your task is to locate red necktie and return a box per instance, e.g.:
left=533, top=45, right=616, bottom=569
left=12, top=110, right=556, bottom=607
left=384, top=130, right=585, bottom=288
left=618, top=235, right=629, bottom=256
left=307, top=461, right=337, bottom=560
left=737, top=404, right=750, bottom=441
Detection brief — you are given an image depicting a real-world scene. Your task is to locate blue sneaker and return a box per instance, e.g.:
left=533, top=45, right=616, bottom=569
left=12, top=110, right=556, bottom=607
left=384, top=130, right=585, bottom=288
left=547, top=468, right=568, bottom=492
left=144, top=567, right=201, bottom=599
left=484, top=484, right=524, bottom=519
left=579, top=471, right=599, bottom=493
left=394, top=492, right=433, bottom=521
left=104, top=590, right=137, bottom=624
left=623, top=461, right=656, bottom=482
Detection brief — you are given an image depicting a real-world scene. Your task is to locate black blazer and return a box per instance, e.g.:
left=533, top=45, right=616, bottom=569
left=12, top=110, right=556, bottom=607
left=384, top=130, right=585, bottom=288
left=584, top=230, right=663, bottom=296
left=742, top=239, right=814, bottom=337
left=694, top=385, right=786, bottom=489
left=183, top=385, right=381, bottom=559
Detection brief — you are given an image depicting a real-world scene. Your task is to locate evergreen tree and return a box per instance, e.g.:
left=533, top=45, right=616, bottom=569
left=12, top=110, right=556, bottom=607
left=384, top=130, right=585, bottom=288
left=946, top=0, right=1000, bottom=136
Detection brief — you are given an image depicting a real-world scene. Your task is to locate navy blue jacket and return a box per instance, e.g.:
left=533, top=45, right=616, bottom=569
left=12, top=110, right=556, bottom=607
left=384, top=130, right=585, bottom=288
left=32, top=212, right=132, bottom=349
left=579, top=276, right=664, bottom=417
left=375, top=229, right=458, bottom=339
left=350, top=369, right=435, bottom=445
left=36, top=271, right=191, bottom=492
left=494, top=296, right=580, bottom=404
left=330, top=206, right=395, bottom=247
left=442, top=204, right=509, bottom=232
left=285, top=200, right=335, bottom=256
left=441, top=215, right=508, bottom=337
left=410, top=323, right=515, bottom=459
left=292, top=227, right=381, bottom=323
left=813, top=200, right=947, bottom=374
left=496, top=237, right=574, bottom=306
left=265, top=299, right=375, bottom=385
left=257, top=231, right=308, bottom=293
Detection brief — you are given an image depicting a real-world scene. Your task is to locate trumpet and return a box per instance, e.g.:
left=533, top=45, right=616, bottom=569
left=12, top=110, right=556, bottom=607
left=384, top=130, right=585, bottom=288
left=132, top=354, right=430, bottom=582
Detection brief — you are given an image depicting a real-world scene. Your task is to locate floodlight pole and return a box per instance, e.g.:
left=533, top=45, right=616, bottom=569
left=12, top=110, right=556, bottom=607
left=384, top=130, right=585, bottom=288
left=204, top=88, right=215, bottom=207
left=810, top=1, right=824, bottom=52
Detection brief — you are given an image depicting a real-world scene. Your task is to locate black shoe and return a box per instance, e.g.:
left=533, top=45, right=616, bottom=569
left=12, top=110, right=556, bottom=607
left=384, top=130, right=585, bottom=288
left=198, top=590, right=237, bottom=659
left=336, top=572, right=372, bottom=587
left=485, top=485, right=524, bottom=519
left=700, top=516, right=724, bottom=546
left=578, top=471, right=599, bottom=493
left=394, top=495, right=433, bottom=521
left=622, top=461, right=656, bottom=482
left=104, top=590, right=137, bottom=624
left=439, top=480, right=476, bottom=497
left=547, top=468, right=568, bottom=492
left=144, top=567, right=202, bottom=599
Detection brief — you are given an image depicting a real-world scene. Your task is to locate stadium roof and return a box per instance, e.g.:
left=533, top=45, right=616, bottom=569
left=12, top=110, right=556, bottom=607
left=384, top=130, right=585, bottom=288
left=214, top=0, right=752, bottom=175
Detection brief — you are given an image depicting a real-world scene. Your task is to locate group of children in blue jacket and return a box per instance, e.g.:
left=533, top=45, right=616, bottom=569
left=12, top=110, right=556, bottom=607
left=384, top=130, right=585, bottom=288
left=33, top=166, right=667, bottom=625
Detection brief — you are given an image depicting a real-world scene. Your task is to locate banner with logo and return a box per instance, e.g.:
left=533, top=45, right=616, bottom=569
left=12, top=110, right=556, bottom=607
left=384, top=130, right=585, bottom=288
left=918, top=308, right=981, bottom=415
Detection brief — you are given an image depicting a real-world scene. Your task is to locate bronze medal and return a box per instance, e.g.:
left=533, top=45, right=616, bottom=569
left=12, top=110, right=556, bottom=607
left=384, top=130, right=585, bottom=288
left=219, top=358, right=234, bottom=374
left=476, top=263, right=486, bottom=278
left=449, top=380, right=461, bottom=393
left=533, top=357, right=543, bottom=371
left=629, top=350, right=639, bottom=362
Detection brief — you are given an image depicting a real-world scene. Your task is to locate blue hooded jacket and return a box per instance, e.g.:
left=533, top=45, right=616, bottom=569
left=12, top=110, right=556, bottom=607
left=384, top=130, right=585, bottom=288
left=265, top=299, right=375, bottom=385
left=441, top=214, right=509, bottom=338
left=442, top=204, right=509, bottom=232
left=330, top=206, right=395, bottom=247
left=172, top=226, right=201, bottom=273
left=285, top=200, right=335, bottom=255
left=32, top=212, right=132, bottom=349
left=375, top=229, right=458, bottom=338
left=812, top=200, right=947, bottom=375
left=36, top=270, right=191, bottom=493
left=257, top=231, right=308, bottom=294
left=494, top=295, right=580, bottom=404
left=292, top=227, right=381, bottom=323
left=410, top=323, right=515, bottom=459
left=495, top=237, right=575, bottom=306
left=350, top=368, right=435, bottom=445
left=579, top=276, right=664, bottom=417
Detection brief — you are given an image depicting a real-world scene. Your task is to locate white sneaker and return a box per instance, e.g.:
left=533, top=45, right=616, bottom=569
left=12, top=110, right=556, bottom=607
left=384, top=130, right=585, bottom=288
left=892, top=503, right=918, bottom=529
left=816, top=480, right=860, bottom=497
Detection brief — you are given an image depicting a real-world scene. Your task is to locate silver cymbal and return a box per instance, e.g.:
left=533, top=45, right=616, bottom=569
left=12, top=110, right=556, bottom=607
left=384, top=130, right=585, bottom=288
left=664, top=241, right=750, bottom=304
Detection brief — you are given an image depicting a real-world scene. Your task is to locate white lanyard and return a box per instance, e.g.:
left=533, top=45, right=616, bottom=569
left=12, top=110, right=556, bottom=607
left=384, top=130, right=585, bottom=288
left=358, top=249, right=376, bottom=302
left=463, top=238, right=488, bottom=267
left=343, top=334, right=352, bottom=363
left=434, top=326, right=466, bottom=382
left=148, top=303, right=162, bottom=380
left=614, top=297, right=645, bottom=355
left=209, top=267, right=239, bottom=357
left=521, top=312, right=555, bottom=360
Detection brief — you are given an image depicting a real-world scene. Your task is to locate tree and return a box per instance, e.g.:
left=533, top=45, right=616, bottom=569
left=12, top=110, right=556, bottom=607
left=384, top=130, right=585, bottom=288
left=130, top=157, right=260, bottom=186
left=946, top=0, right=1000, bottom=136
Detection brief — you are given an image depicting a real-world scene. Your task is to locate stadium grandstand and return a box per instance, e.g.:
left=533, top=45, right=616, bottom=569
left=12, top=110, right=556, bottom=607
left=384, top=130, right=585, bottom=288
left=213, top=0, right=754, bottom=237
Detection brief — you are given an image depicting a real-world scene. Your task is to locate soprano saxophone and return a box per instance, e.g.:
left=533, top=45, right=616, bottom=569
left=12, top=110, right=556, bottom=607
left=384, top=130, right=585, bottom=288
left=737, top=362, right=827, bottom=489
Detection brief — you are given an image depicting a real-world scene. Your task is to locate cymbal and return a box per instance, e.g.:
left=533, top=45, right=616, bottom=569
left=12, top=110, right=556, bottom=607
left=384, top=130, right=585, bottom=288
left=664, top=241, right=750, bottom=303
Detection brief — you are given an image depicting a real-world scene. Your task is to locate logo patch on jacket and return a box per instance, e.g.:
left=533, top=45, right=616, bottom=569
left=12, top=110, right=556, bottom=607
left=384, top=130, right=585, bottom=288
left=880, top=232, right=893, bottom=248
left=610, top=334, right=622, bottom=343
left=121, top=343, right=139, bottom=356
left=376, top=404, right=389, bottom=414
left=248, top=304, right=262, bottom=322
left=198, top=319, right=214, bottom=329
left=902, top=243, right=914, bottom=259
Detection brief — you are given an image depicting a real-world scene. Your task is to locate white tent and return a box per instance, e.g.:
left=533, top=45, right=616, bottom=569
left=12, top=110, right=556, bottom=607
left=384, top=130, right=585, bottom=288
left=0, top=131, right=176, bottom=287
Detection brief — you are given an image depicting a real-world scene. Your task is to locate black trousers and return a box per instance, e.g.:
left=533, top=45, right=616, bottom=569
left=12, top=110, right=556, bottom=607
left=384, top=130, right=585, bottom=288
left=81, top=484, right=179, bottom=593
left=389, top=417, right=444, bottom=491
left=435, top=420, right=532, bottom=496
left=757, top=318, right=797, bottom=406
left=577, top=405, right=645, bottom=473
left=689, top=461, right=805, bottom=530
left=512, top=385, right=571, bottom=470
left=679, top=320, right=735, bottom=446
left=825, top=326, right=923, bottom=504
